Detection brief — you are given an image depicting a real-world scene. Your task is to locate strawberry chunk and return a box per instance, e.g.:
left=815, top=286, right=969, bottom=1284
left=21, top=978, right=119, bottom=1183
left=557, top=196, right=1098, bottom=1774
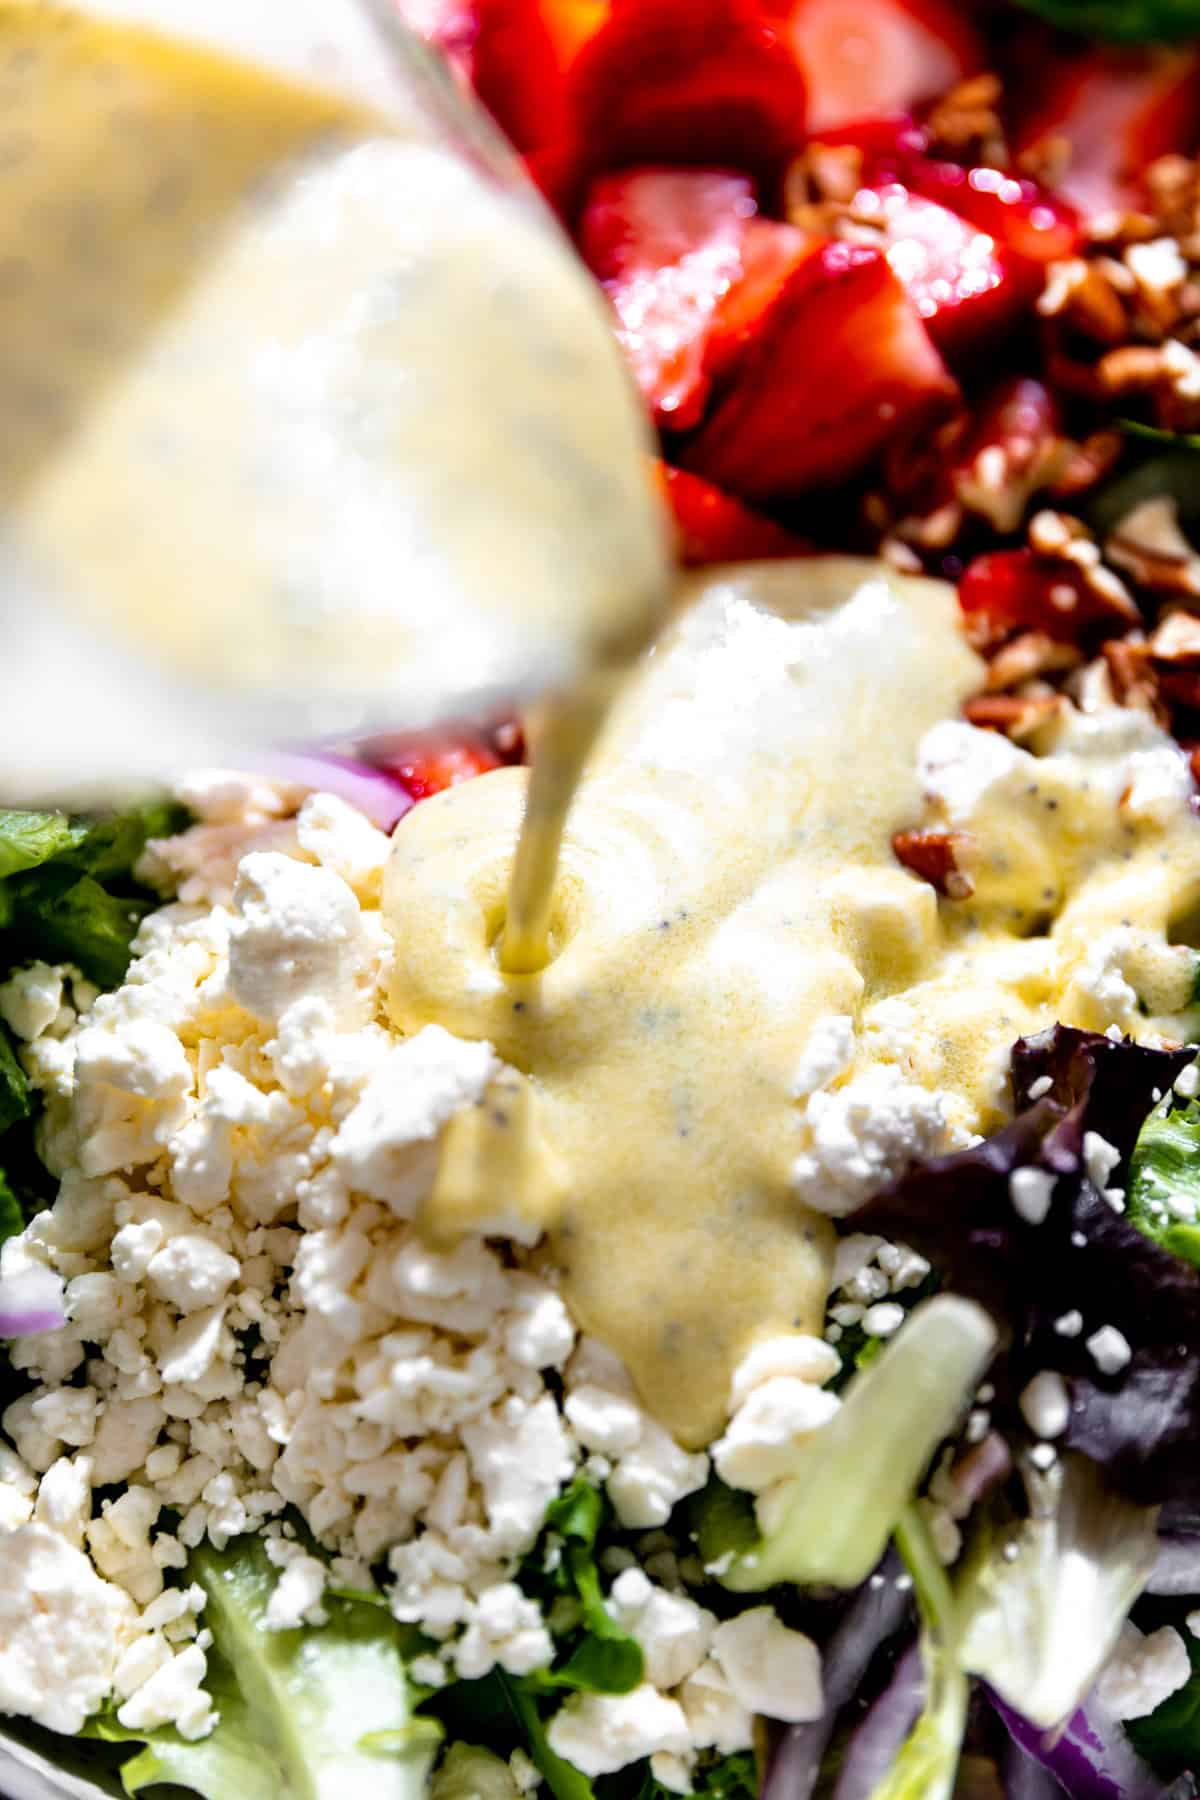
left=658, top=463, right=811, bottom=564
left=770, top=0, right=983, bottom=133
left=897, top=160, right=1080, bottom=265
left=824, top=124, right=1082, bottom=265
left=470, top=0, right=571, bottom=154
left=580, top=169, right=812, bottom=429
left=375, top=734, right=508, bottom=802
left=682, top=240, right=958, bottom=501
left=1014, top=47, right=1200, bottom=226
left=567, top=0, right=809, bottom=192
left=853, top=184, right=1036, bottom=364
left=958, top=548, right=1137, bottom=654
left=580, top=169, right=758, bottom=430
left=706, top=215, right=816, bottom=380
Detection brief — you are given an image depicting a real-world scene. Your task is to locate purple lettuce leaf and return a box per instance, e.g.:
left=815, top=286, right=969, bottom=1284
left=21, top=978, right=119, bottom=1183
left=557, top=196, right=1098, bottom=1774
left=858, top=1026, right=1200, bottom=1505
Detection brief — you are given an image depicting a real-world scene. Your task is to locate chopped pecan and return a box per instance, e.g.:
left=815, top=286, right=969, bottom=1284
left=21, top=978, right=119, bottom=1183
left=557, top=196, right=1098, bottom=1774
left=963, top=692, right=1067, bottom=740
left=1108, top=498, right=1200, bottom=601
left=922, top=72, right=1008, bottom=168
left=984, top=630, right=1083, bottom=691
left=892, top=829, right=975, bottom=899
left=1151, top=609, right=1200, bottom=665
left=1103, top=634, right=1170, bottom=724
left=951, top=377, right=1072, bottom=535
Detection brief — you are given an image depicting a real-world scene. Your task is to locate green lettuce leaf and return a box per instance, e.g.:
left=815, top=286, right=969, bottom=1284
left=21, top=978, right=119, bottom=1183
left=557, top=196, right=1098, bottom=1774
left=1128, top=1094, right=1200, bottom=1271
left=1122, top=421, right=1200, bottom=451
left=0, top=1170, right=23, bottom=1247
left=518, top=1480, right=643, bottom=1697
left=0, top=1026, right=29, bottom=1137
left=95, top=1537, right=435, bottom=1800
left=1012, top=0, right=1200, bottom=42
left=0, top=811, right=87, bottom=879
left=5, top=871, right=154, bottom=991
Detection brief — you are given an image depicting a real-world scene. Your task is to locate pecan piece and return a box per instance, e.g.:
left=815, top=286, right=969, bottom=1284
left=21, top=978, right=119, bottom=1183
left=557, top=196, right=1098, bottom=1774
left=892, top=829, right=975, bottom=899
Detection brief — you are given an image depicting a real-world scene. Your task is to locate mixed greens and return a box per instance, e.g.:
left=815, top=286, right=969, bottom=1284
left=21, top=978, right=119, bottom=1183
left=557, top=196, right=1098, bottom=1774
left=0, top=803, right=183, bottom=1258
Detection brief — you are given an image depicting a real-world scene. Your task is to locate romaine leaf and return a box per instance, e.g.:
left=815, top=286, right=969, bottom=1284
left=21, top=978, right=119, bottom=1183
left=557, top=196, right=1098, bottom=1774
left=1012, top=0, right=1200, bottom=42
left=956, top=1455, right=1158, bottom=1729
left=57, top=804, right=187, bottom=884
left=96, top=1536, right=434, bottom=1800
left=0, top=1170, right=23, bottom=1247
left=6, top=872, right=153, bottom=991
left=721, top=1295, right=996, bottom=1592
left=521, top=1480, right=644, bottom=1696
left=499, top=1675, right=594, bottom=1800
left=0, top=811, right=86, bottom=879
left=0, top=1026, right=29, bottom=1137
left=1128, top=1097, right=1200, bottom=1271
left=859, top=1026, right=1200, bottom=1505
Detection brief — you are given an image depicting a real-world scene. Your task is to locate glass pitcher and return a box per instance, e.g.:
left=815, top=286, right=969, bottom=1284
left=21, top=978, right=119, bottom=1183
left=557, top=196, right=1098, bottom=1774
left=0, top=0, right=669, bottom=804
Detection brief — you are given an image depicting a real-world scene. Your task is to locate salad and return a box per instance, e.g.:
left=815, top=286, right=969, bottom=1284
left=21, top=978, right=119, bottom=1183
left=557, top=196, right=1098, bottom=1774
left=3, top=0, right=1200, bottom=1798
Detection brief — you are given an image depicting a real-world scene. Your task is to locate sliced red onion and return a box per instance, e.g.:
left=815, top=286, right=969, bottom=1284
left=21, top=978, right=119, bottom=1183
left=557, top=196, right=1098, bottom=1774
left=991, top=1690, right=1169, bottom=1800
left=0, top=1266, right=65, bottom=1337
left=248, top=750, right=414, bottom=831
left=1002, top=1739, right=1066, bottom=1798
left=760, top=1554, right=912, bottom=1800
left=832, top=1641, right=925, bottom=1800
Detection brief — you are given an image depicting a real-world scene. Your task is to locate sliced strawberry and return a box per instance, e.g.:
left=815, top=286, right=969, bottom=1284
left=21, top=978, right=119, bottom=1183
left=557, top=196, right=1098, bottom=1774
left=822, top=125, right=1082, bottom=265
left=1013, top=47, right=1200, bottom=226
left=705, top=215, right=816, bottom=381
left=897, top=159, right=1080, bottom=265
left=658, top=463, right=812, bottom=564
left=566, top=0, right=808, bottom=194
left=470, top=0, right=570, bottom=154
left=580, top=169, right=759, bottom=430
left=376, top=735, right=507, bottom=802
left=957, top=548, right=1137, bottom=654
left=770, top=0, right=984, bottom=133
left=683, top=240, right=958, bottom=501
left=853, top=184, right=1036, bottom=364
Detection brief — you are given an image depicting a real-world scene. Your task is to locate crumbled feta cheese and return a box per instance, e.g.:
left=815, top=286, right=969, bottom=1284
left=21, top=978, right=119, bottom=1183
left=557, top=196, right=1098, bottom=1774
left=1096, top=1623, right=1191, bottom=1721
left=0, top=962, right=65, bottom=1042
left=791, top=1016, right=856, bottom=1098
left=609, top=1570, right=714, bottom=1688
left=728, top=1335, right=840, bottom=1408
left=547, top=1687, right=692, bottom=1776
left=1054, top=1310, right=1083, bottom=1338
left=713, top=1378, right=840, bottom=1493
left=147, top=1235, right=239, bottom=1313
left=1010, top=1168, right=1055, bottom=1226
left=116, top=1641, right=216, bottom=1740
left=1087, top=1324, right=1133, bottom=1376
left=793, top=1065, right=947, bottom=1217
left=0, top=1523, right=137, bottom=1735
left=228, top=852, right=372, bottom=1027
left=680, top=1660, right=753, bottom=1756
left=331, top=1026, right=499, bottom=1216
left=1019, top=1371, right=1070, bottom=1440
left=1175, top=1062, right=1200, bottom=1101
left=861, top=1302, right=905, bottom=1337
left=710, top=1608, right=822, bottom=1723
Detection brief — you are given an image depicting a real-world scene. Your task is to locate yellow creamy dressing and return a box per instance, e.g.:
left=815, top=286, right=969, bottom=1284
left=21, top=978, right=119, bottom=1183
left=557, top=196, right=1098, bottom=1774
left=385, top=562, right=1200, bottom=1447
left=386, top=560, right=983, bottom=1445
left=0, top=4, right=667, bottom=760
